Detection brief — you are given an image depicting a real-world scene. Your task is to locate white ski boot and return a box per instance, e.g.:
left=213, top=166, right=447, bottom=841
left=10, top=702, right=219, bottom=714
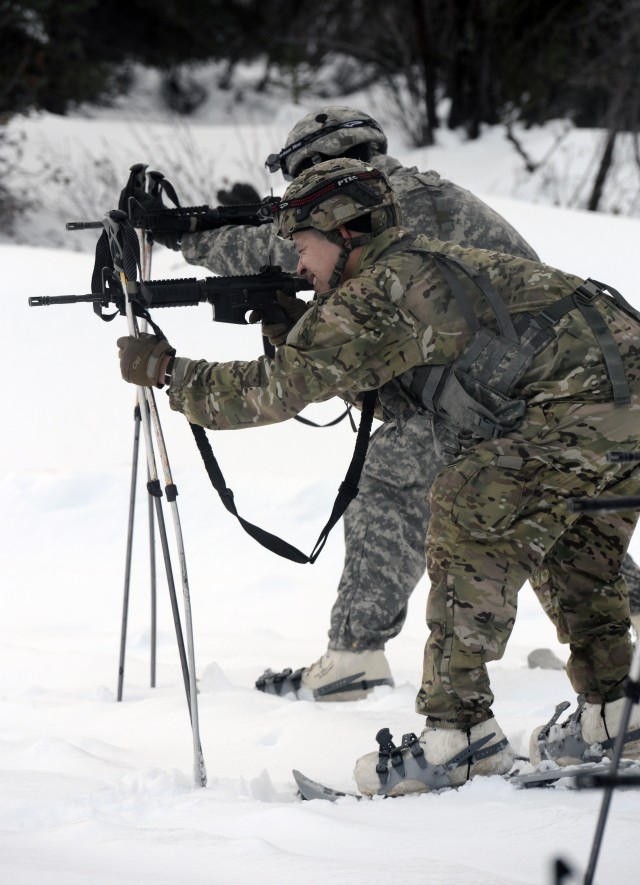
left=255, top=648, right=394, bottom=701
left=354, top=717, right=515, bottom=796
left=530, top=697, right=640, bottom=765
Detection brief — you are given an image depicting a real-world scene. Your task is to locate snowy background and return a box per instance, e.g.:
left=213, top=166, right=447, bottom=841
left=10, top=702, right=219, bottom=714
left=2, top=68, right=640, bottom=883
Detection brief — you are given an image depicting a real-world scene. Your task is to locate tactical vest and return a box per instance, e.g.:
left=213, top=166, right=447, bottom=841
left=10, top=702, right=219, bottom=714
left=398, top=252, right=638, bottom=456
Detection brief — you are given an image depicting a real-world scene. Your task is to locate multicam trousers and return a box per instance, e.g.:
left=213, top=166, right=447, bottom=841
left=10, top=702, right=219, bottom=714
left=418, top=400, right=640, bottom=729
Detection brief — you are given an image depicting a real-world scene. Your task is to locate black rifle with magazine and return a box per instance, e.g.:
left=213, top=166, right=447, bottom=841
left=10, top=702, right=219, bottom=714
left=29, top=262, right=311, bottom=328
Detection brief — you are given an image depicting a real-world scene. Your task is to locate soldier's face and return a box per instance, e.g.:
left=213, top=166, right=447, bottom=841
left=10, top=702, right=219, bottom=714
left=292, top=230, right=342, bottom=293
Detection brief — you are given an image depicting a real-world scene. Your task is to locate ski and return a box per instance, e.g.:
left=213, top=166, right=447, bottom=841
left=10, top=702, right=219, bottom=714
left=509, top=758, right=640, bottom=789
left=293, top=769, right=363, bottom=801
left=293, top=759, right=640, bottom=802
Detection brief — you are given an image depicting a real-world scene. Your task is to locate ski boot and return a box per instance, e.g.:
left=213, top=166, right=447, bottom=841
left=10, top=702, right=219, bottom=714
left=530, top=698, right=640, bottom=765
left=354, top=717, right=515, bottom=796
left=255, top=648, right=394, bottom=701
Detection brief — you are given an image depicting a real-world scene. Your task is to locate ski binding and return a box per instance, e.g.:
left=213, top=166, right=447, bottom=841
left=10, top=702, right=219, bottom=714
left=293, top=759, right=640, bottom=802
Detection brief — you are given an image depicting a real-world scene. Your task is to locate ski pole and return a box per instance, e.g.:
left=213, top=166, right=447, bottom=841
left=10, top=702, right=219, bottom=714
left=104, top=208, right=207, bottom=788
left=116, top=164, right=159, bottom=696
left=148, top=471, right=157, bottom=689
left=117, top=401, right=142, bottom=702
left=582, top=636, right=640, bottom=884
left=133, top=164, right=158, bottom=689
left=116, top=162, right=182, bottom=696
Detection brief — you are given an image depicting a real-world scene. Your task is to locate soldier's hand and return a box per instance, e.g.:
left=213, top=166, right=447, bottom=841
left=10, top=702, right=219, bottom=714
left=148, top=228, right=182, bottom=251
left=123, top=186, right=163, bottom=214
left=125, top=187, right=182, bottom=251
left=217, top=182, right=262, bottom=206
left=249, top=290, right=311, bottom=347
left=117, top=333, right=176, bottom=387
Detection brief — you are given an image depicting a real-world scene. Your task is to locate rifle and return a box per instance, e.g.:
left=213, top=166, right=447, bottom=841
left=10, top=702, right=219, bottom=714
left=66, top=199, right=272, bottom=234
left=29, top=264, right=312, bottom=326
left=66, top=163, right=273, bottom=236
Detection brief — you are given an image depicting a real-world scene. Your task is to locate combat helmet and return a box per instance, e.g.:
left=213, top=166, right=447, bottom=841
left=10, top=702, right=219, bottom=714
left=266, top=158, right=400, bottom=288
left=265, top=106, right=388, bottom=181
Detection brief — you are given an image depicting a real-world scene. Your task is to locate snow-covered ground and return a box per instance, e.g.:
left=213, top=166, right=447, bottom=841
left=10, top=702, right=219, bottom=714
left=2, top=70, right=640, bottom=883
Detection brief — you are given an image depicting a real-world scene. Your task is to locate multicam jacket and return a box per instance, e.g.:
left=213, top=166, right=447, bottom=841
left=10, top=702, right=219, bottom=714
left=168, top=228, right=640, bottom=433
left=180, top=153, right=539, bottom=276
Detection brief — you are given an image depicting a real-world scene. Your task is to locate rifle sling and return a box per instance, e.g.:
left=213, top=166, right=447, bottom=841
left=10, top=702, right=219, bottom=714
left=188, top=389, right=377, bottom=564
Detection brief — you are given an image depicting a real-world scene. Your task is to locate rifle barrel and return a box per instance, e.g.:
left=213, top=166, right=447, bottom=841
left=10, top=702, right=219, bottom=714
left=66, top=221, right=104, bottom=230
left=66, top=202, right=271, bottom=234
left=29, top=294, right=102, bottom=306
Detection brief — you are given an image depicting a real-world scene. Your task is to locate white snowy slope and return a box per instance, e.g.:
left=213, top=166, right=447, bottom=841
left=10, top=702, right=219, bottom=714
left=2, top=80, right=640, bottom=884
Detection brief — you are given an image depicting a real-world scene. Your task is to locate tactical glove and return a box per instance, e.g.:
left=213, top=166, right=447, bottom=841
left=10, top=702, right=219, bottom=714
left=117, top=333, right=176, bottom=387
left=147, top=228, right=182, bottom=251
left=217, top=182, right=261, bottom=206
left=249, top=290, right=311, bottom=347
left=124, top=187, right=183, bottom=251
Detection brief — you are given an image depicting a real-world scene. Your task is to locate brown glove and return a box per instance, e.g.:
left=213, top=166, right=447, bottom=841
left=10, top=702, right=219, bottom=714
left=249, top=290, right=311, bottom=347
left=117, top=333, right=176, bottom=387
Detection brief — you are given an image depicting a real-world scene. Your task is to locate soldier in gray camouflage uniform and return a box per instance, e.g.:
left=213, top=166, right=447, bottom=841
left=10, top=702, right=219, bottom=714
left=152, top=105, right=640, bottom=699
left=118, top=157, right=640, bottom=793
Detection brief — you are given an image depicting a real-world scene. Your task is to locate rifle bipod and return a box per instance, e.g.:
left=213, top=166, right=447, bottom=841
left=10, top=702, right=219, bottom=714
left=104, top=177, right=207, bottom=788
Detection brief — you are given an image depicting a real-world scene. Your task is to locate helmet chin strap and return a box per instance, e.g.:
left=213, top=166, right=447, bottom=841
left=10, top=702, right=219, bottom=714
left=326, top=230, right=370, bottom=289
left=328, top=240, right=353, bottom=289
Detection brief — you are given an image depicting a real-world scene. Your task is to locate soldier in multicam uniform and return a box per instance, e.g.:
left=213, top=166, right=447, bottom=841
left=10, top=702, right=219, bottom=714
left=119, top=157, right=640, bottom=793
left=150, top=104, right=640, bottom=698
